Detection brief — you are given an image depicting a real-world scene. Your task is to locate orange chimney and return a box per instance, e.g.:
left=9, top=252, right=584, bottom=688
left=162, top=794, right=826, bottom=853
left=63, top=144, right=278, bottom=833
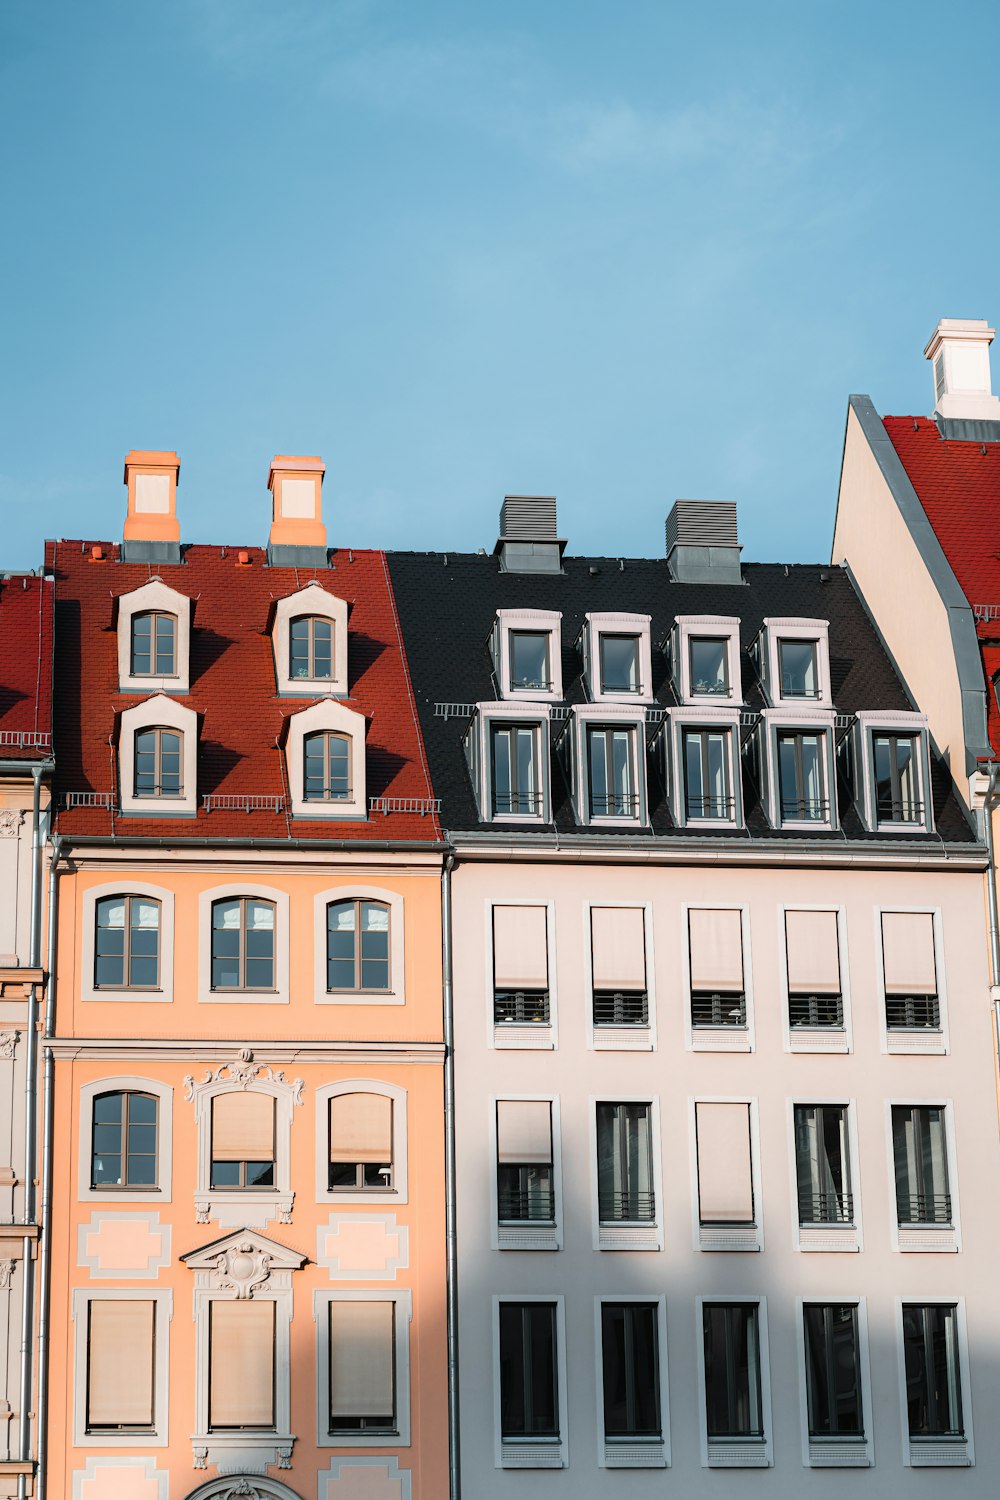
left=123, top=450, right=181, bottom=545
left=267, top=455, right=327, bottom=552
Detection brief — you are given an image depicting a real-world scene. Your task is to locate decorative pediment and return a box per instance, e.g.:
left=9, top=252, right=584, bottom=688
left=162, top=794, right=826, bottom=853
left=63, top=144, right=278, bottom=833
left=183, top=1049, right=304, bottom=1106
left=181, top=1227, right=306, bottom=1296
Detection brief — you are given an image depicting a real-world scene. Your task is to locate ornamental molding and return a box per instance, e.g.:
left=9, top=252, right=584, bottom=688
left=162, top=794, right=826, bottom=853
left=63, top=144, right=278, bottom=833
left=184, top=1049, right=304, bottom=1105
left=0, top=1260, right=15, bottom=1291
left=0, top=811, right=22, bottom=839
left=180, top=1226, right=306, bottom=1287
left=210, top=1241, right=272, bottom=1300
left=0, top=1032, right=17, bottom=1061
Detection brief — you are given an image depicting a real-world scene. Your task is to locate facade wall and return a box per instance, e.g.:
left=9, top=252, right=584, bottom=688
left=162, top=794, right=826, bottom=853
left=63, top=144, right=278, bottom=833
left=452, top=853, right=1000, bottom=1494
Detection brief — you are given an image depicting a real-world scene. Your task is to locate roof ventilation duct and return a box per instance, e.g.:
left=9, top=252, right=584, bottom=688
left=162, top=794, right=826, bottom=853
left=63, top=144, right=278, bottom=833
left=495, top=495, right=565, bottom=574
left=665, top=499, right=743, bottom=585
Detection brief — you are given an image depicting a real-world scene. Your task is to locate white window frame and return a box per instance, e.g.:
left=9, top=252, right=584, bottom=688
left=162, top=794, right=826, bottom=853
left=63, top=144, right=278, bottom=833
left=569, top=704, right=648, bottom=828
left=885, top=1097, right=961, bottom=1253
left=78, top=1075, right=173, bottom=1204
left=118, top=695, right=198, bottom=818
left=757, top=617, right=832, bottom=709
left=855, top=711, right=934, bottom=834
left=186, top=1059, right=303, bottom=1229
left=671, top=616, right=743, bottom=706
left=582, top=900, right=656, bottom=1052
left=795, top=1296, right=873, bottom=1467
left=580, top=612, right=653, bottom=704
left=785, top=1097, right=863, bottom=1253
left=285, top=698, right=368, bottom=821
left=468, top=703, right=551, bottom=825
left=759, top=708, right=838, bottom=832
left=315, top=1079, right=408, bottom=1205
left=664, top=708, right=743, bottom=830
left=895, top=1296, right=974, bottom=1467
left=485, top=897, right=558, bottom=1051
left=681, top=901, right=755, bottom=1053
left=779, top=904, right=853, bottom=1054
left=271, top=582, right=348, bottom=698
left=492, top=1293, right=568, bottom=1469
left=313, top=885, right=405, bottom=1007
left=71, top=1287, right=172, bottom=1448
left=589, top=1094, right=664, bottom=1252
left=695, top=1295, right=773, bottom=1467
left=116, top=578, right=191, bottom=695
left=594, top=1294, right=669, bottom=1468
left=80, top=881, right=175, bottom=1004
left=875, top=906, right=949, bottom=1056
left=197, top=883, right=289, bottom=1005
left=490, top=1094, right=562, bottom=1251
left=490, top=609, right=563, bottom=701
left=314, top=1288, right=412, bottom=1449
left=689, top=1096, right=763, bottom=1252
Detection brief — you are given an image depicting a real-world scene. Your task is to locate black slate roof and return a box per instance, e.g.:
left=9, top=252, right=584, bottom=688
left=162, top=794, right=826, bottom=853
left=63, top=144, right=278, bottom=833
left=387, top=551, right=976, bottom=846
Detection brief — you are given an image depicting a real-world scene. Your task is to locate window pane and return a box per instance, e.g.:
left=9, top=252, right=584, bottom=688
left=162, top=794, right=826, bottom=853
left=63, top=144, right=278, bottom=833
left=328, top=901, right=358, bottom=988
left=602, top=1303, right=660, bottom=1438
left=597, top=1103, right=653, bottom=1221
left=689, top=638, right=729, bottom=695
left=312, top=618, right=333, bottom=676
left=795, top=1105, right=851, bottom=1224
left=778, top=733, right=825, bottom=820
left=892, top=1106, right=951, bottom=1225
left=804, top=1304, right=862, bottom=1436
left=703, top=1304, right=762, bottom=1438
left=499, top=1303, right=558, bottom=1438
left=290, top=617, right=311, bottom=677
left=131, top=613, right=152, bottom=674
left=491, top=727, right=512, bottom=812
left=209, top=1299, right=275, bottom=1429
left=903, top=1305, right=963, bottom=1437
left=515, top=728, right=536, bottom=811
left=153, top=615, right=176, bottom=675
left=510, top=632, right=549, bottom=690
left=779, top=639, right=819, bottom=697
left=600, top=636, right=639, bottom=694
left=328, top=735, right=351, bottom=797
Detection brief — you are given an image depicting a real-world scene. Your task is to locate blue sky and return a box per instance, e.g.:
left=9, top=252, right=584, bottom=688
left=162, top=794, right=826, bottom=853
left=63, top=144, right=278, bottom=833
left=2, top=0, right=999, bottom=570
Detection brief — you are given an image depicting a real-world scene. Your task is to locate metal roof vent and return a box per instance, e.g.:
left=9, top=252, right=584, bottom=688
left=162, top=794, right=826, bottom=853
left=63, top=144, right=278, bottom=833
left=496, top=495, right=565, bottom=573
left=665, top=499, right=743, bottom=584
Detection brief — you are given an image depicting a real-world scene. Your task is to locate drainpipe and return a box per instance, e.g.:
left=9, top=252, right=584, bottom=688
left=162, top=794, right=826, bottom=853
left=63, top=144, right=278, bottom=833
left=441, top=853, right=461, bottom=1499
left=983, top=767, right=1000, bottom=1082
left=33, top=835, right=60, bottom=1500
left=16, top=769, right=42, bottom=1500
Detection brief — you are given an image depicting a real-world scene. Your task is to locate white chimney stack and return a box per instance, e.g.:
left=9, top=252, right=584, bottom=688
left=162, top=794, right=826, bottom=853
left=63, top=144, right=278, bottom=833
left=924, top=318, right=1000, bottom=421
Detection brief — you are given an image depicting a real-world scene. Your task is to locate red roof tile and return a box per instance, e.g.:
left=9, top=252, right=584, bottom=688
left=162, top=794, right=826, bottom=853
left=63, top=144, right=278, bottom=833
left=0, top=574, right=53, bottom=759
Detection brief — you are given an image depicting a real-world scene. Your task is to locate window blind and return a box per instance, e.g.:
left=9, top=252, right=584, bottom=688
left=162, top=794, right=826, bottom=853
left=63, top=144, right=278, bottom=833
left=329, top=1300, right=395, bottom=1420
left=493, top=906, right=548, bottom=989
left=329, top=1093, right=393, bottom=1163
left=696, top=1102, right=754, bottom=1224
left=209, top=1299, right=275, bottom=1429
left=496, top=1100, right=552, bottom=1164
left=882, top=913, right=937, bottom=994
left=87, top=1299, right=155, bottom=1428
left=211, top=1092, right=275, bottom=1162
left=689, top=909, right=744, bottom=991
left=591, top=907, right=646, bottom=989
left=785, top=910, right=841, bottom=993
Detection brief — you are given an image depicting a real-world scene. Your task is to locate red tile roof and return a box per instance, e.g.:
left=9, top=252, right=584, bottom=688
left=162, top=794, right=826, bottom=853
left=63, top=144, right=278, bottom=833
left=45, top=541, right=442, bottom=843
left=883, top=415, right=1000, bottom=750
left=0, top=573, right=53, bottom=760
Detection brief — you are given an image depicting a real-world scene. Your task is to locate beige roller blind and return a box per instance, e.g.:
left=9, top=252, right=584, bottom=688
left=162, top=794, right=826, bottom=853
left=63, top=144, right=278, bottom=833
left=785, top=910, right=841, bottom=994
left=209, top=1299, right=275, bottom=1429
left=496, top=1100, right=552, bottom=1164
left=330, top=1094, right=393, bottom=1163
left=591, top=907, right=646, bottom=990
left=329, top=1300, right=395, bottom=1421
left=87, top=1299, right=155, bottom=1428
left=689, top=909, right=744, bottom=991
left=882, top=912, right=937, bottom=994
left=212, top=1092, right=275, bottom=1162
left=696, top=1102, right=754, bottom=1224
left=493, top=906, right=548, bottom=989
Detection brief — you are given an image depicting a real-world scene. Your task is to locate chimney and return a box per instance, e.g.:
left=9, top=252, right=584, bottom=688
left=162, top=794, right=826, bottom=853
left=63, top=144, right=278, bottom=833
left=495, top=496, right=565, bottom=574
left=122, top=451, right=181, bottom=563
left=665, top=500, right=743, bottom=585
left=267, top=455, right=328, bottom=566
left=924, top=319, right=1000, bottom=423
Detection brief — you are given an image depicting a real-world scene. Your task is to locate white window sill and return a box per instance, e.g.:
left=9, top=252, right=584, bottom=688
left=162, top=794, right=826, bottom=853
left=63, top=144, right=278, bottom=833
left=195, top=1189, right=294, bottom=1229
left=604, top=1439, right=666, bottom=1468
left=788, top=1028, right=849, bottom=1053
left=497, top=1221, right=560, bottom=1252
left=500, top=1439, right=565, bottom=1468
left=897, top=1224, right=958, bottom=1253
left=494, top=1025, right=554, bottom=1050
left=909, top=1439, right=971, bottom=1467
left=319, top=990, right=403, bottom=1007
left=691, top=1026, right=752, bottom=1053
left=706, top=1438, right=770, bottom=1467
left=808, top=1438, right=870, bottom=1466
left=598, top=1222, right=661, bottom=1252
left=698, top=1223, right=761, bottom=1252
left=593, top=1026, right=653, bottom=1052
left=798, top=1224, right=860, bottom=1253
left=886, top=1030, right=947, bottom=1056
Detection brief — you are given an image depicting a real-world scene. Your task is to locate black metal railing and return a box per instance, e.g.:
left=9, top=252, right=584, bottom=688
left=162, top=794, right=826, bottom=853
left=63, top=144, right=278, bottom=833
left=498, top=1186, right=556, bottom=1222
left=493, top=791, right=544, bottom=815
left=494, top=989, right=550, bottom=1025
left=789, top=993, right=844, bottom=1028
left=798, top=1191, right=854, bottom=1225
left=510, top=677, right=552, bottom=691
left=885, top=995, right=940, bottom=1030
left=691, top=992, right=747, bottom=1028
left=779, top=798, right=830, bottom=821
left=897, top=1193, right=952, bottom=1225
left=877, top=798, right=924, bottom=824
left=593, top=990, right=649, bottom=1026
left=590, top=793, right=639, bottom=817
left=598, top=1190, right=656, bottom=1223
left=686, top=795, right=736, bottom=819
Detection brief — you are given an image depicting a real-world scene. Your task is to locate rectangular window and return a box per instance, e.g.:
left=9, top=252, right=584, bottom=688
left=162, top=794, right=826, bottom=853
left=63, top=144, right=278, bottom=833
left=689, top=908, right=745, bottom=1028
left=689, top=638, right=730, bottom=696
left=329, top=1093, right=393, bottom=1191
left=892, top=1106, right=952, bottom=1226
left=696, top=1102, right=754, bottom=1226
left=597, top=1103, right=654, bottom=1222
left=803, top=1304, right=863, bottom=1437
left=493, top=905, right=549, bottom=1025
left=902, top=1304, right=964, bottom=1439
left=497, top=1101, right=554, bottom=1222
left=210, top=1092, right=276, bottom=1189
left=329, top=1300, right=396, bottom=1433
left=703, top=1303, right=763, bottom=1438
left=509, top=631, right=551, bottom=691
left=777, top=731, right=827, bottom=821
left=599, top=635, right=640, bottom=694
left=499, top=1302, right=559, bottom=1439
left=786, top=910, right=843, bottom=1028
left=779, top=639, right=819, bottom=698
left=601, top=1303, right=661, bottom=1440
left=491, top=723, right=541, bottom=816
left=209, top=1299, right=275, bottom=1430
left=882, top=913, right=940, bottom=1029
left=587, top=726, right=637, bottom=817
left=794, top=1105, right=853, bottom=1225
left=683, top=728, right=733, bottom=820
left=86, top=1299, right=156, bottom=1433
left=874, top=734, right=921, bottom=822
left=591, top=907, right=647, bottom=1026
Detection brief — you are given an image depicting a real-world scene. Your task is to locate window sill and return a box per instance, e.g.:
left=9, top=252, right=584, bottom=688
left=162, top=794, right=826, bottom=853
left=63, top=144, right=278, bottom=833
left=808, top=1438, right=870, bottom=1467
left=500, top=1439, right=565, bottom=1469
left=908, top=1439, right=971, bottom=1467
left=690, top=1025, right=751, bottom=1053
left=319, top=989, right=403, bottom=1007
left=886, top=1029, right=947, bottom=1056
left=603, top=1439, right=666, bottom=1468
left=195, top=1188, right=294, bottom=1229
left=698, top=1223, right=761, bottom=1252
left=497, top=1220, right=560, bottom=1252
left=798, top=1223, right=860, bottom=1253
left=788, top=1027, right=849, bottom=1054
left=192, top=1434, right=294, bottom=1472
left=706, top=1438, right=770, bottom=1467
left=201, top=990, right=287, bottom=1005
left=897, top=1224, right=958, bottom=1253
left=597, top=1221, right=661, bottom=1252
left=494, top=1024, right=554, bottom=1050
left=593, top=1025, right=653, bottom=1052
left=84, top=989, right=172, bottom=1004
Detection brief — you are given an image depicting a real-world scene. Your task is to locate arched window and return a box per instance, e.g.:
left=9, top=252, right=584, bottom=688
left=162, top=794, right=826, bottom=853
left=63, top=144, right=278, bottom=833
left=210, top=1092, right=276, bottom=1188
left=91, top=1090, right=158, bottom=1188
left=328, top=1092, right=393, bottom=1190
left=130, top=611, right=177, bottom=677
left=211, top=898, right=276, bottom=990
left=304, top=731, right=351, bottom=801
left=134, top=727, right=183, bottom=797
left=290, top=615, right=334, bottom=680
left=95, top=894, right=161, bottom=989
left=327, top=899, right=390, bottom=991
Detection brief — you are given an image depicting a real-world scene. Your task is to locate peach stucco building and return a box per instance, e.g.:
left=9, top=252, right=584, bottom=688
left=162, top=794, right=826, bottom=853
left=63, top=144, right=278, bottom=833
left=39, top=456, right=447, bottom=1500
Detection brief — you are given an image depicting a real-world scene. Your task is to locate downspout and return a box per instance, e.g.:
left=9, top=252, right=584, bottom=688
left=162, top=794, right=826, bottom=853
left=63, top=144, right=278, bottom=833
left=16, top=769, right=42, bottom=1500
left=442, top=853, right=461, bottom=1498
left=983, top=767, right=1000, bottom=1084
left=33, top=834, right=60, bottom=1500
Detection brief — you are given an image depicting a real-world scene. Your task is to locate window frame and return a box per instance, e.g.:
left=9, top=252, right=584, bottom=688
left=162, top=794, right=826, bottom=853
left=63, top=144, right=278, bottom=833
left=209, top=1090, right=276, bottom=1192
left=682, top=902, right=755, bottom=1054
left=779, top=904, right=853, bottom=1055
left=209, top=896, right=278, bottom=995
left=486, top=896, right=558, bottom=1051
left=285, top=698, right=368, bottom=821
left=786, top=1096, right=863, bottom=1253
left=130, top=610, right=178, bottom=680
left=875, top=906, right=949, bottom=1057
left=93, top=893, right=162, bottom=993
left=856, top=712, right=935, bottom=834
left=316, top=1079, right=408, bottom=1205
left=490, top=609, right=563, bottom=702
left=271, top=582, right=348, bottom=697
left=493, top=1294, right=568, bottom=1469
left=794, top=1296, right=873, bottom=1468
left=81, top=882, right=175, bottom=1005
left=115, top=578, right=191, bottom=695
left=197, top=884, right=290, bottom=1006
left=569, top=704, right=648, bottom=828
left=78, top=1076, right=172, bottom=1205
left=581, top=612, right=654, bottom=704
left=594, top=1294, right=669, bottom=1468
left=689, top=1095, right=764, bottom=1252
left=583, top=900, right=656, bottom=1053
left=467, top=702, right=552, bottom=825
left=759, top=708, right=838, bottom=832
left=71, top=1288, right=172, bottom=1448
left=313, top=885, right=405, bottom=1007
left=133, top=725, right=183, bottom=799
left=90, top=1087, right=160, bottom=1192
left=671, top=616, right=743, bottom=706
left=289, top=613, right=335, bottom=684
left=588, top=1094, right=664, bottom=1251
left=490, top=1094, right=562, bottom=1251
left=314, top=1289, right=412, bottom=1448
left=757, top=617, right=832, bottom=709
left=664, top=706, right=743, bottom=829
left=187, top=1065, right=302, bottom=1229
left=695, top=1296, right=773, bottom=1468
left=118, top=695, right=198, bottom=818
left=895, top=1297, right=974, bottom=1467
left=303, top=730, right=353, bottom=803
left=886, top=1098, right=961, bottom=1252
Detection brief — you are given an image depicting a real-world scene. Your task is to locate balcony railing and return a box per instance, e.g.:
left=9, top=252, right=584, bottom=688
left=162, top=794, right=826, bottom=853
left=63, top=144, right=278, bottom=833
left=494, top=989, right=550, bottom=1025
left=789, top=993, right=844, bottom=1029
left=691, top=991, right=746, bottom=1028
left=598, top=1190, right=656, bottom=1223
left=877, top=798, right=924, bottom=824
left=590, top=793, right=639, bottom=817
left=779, top=797, right=830, bottom=821
left=798, top=1191, right=854, bottom=1225
left=593, top=990, right=649, bottom=1027
left=498, top=1186, right=556, bottom=1222
left=686, top=794, right=736, bottom=820
left=897, top=1193, right=952, bottom=1225
left=492, top=790, right=544, bottom=816
left=885, top=995, right=940, bottom=1030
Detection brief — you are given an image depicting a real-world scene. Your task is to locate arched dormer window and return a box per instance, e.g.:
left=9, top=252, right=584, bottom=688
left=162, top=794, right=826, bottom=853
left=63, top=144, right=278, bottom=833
left=290, top=615, right=334, bottom=681
left=131, top=611, right=177, bottom=677
left=135, top=726, right=183, bottom=798
left=119, top=696, right=198, bottom=818
left=271, top=583, right=348, bottom=696
left=304, top=731, right=351, bottom=802
left=285, top=700, right=367, bottom=821
left=116, top=578, right=192, bottom=694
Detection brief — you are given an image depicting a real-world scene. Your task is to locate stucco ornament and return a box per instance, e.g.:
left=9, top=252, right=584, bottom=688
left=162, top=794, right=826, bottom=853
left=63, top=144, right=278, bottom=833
left=211, top=1239, right=273, bottom=1299
left=0, top=1261, right=14, bottom=1291
left=0, top=1032, right=17, bottom=1060
left=184, top=1049, right=304, bottom=1103
left=0, top=811, right=22, bottom=838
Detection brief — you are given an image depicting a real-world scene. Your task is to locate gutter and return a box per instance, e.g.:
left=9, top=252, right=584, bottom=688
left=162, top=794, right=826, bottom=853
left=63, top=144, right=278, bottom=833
left=16, top=770, right=42, bottom=1500
left=34, top=834, right=61, bottom=1500
left=441, top=854, right=461, bottom=1498
left=56, top=835, right=447, bottom=853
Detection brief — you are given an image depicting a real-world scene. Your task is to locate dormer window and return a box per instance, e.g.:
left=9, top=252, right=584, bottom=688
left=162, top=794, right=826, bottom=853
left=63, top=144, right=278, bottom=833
left=683, top=727, right=732, bottom=820
left=757, top=618, right=831, bottom=708
left=118, top=696, right=198, bottom=818
left=671, top=617, right=742, bottom=706
left=854, top=713, right=932, bottom=833
left=116, top=579, right=191, bottom=694
left=131, top=612, right=177, bottom=678
left=492, top=722, right=541, bottom=816
left=689, top=638, right=730, bottom=697
left=271, top=584, right=348, bottom=697
left=290, top=615, right=334, bottom=681
left=510, top=632, right=551, bottom=692
left=304, top=731, right=351, bottom=802
left=491, top=610, right=563, bottom=701
left=873, top=734, right=919, bottom=821
left=285, top=700, right=367, bottom=820
left=587, top=726, right=637, bottom=818
left=582, top=613, right=653, bottom=703
left=600, top=636, right=639, bottom=694
left=567, top=705, right=646, bottom=826
left=758, top=707, right=837, bottom=832
left=777, top=730, right=827, bottom=822
left=779, top=639, right=819, bottom=699
left=663, top=707, right=742, bottom=828
left=135, top=727, right=182, bottom=798
left=466, top=703, right=551, bottom=823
